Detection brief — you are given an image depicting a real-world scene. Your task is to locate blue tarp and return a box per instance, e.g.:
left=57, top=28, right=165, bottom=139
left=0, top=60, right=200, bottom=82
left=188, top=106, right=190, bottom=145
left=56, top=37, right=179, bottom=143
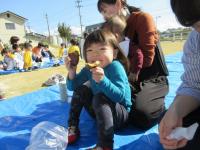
left=0, top=52, right=183, bottom=150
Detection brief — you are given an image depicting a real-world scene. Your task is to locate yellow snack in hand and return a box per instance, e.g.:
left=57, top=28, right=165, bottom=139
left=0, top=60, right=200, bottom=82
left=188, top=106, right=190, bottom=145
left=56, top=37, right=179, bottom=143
left=85, top=61, right=100, bottom=69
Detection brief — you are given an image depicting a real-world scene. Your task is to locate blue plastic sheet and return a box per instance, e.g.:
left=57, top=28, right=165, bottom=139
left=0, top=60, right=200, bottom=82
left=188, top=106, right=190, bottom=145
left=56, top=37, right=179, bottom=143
left=0, top=52, right=183, bottom=150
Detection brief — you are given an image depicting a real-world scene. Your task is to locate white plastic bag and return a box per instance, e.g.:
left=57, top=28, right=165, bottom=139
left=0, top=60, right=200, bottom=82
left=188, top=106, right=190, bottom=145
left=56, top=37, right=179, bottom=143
left=26, top=121, right=68, bottom=150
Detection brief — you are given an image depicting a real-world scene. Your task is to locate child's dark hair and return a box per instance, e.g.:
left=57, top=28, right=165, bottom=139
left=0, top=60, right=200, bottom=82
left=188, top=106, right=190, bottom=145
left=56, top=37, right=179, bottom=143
left=38, top=42, right=44, bottom=48
left=44, top=44, right=49, bottom=48
left=24, top=42, right=32, bottom=49
left=61, top=43, right=66, bottom=47
left=12, top=43, right=19, bottom=50
left=10, top=36, right=19, bottom=45
left=70, top=39, right=77, bottom=45
left=83, top=29, right=129, bottom=73
left=170, top=0, right=200, bottom=27
left=97, top=0, right=140, bottom=14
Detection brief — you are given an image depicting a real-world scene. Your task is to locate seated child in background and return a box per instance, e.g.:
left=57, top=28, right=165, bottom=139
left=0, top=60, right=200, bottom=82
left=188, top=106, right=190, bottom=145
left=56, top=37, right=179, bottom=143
left=65, top=29, right=131, bottom=150
left=13, top=44, right=24, bottom=70
left=23, top=42, right=33, bottom=71
left=58, top=43, right=66, bottom=59
left=42, top=45, right=60, bottom=67
left=41, top=45, right=55, bottom=59
left=68, top=39, right=80, bottom=66
left=1, top=48, right=16, bottom=70
left=102, top=15, right=143, bottom=82
left=32, top=42, right=43, bottom=63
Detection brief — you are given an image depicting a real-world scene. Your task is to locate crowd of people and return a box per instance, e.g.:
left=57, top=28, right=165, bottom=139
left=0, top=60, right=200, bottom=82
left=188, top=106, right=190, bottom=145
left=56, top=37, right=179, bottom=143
left=0, top=37, right=82, bottom=72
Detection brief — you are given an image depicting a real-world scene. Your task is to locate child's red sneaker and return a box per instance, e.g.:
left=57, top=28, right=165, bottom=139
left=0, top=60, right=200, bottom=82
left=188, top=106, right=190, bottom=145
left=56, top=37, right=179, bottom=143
left=68, top=126, right=80, bottom=144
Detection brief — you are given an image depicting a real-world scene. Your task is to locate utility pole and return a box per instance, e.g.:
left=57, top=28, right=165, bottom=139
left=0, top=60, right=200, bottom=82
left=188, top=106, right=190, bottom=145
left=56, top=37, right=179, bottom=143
left=45, top=13, right=51, bottom=43
left=75, top=0, right=83, bottom=37
left=25, top=21, right=31, bottom=42
left=155, top=16, right=161, bottom=27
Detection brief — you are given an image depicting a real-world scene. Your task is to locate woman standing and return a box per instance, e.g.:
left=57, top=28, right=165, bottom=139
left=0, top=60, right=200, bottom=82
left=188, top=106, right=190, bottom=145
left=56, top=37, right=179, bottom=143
left=98, top=0, right=169, bottom=129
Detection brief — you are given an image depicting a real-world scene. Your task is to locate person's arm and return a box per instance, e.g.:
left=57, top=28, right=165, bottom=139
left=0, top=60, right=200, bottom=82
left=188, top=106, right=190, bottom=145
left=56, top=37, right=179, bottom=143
left=159, top=95, right=200, bottom=149
left=96, top=62, right=129, bottom=103
left=129, top=45, right=143, bottom=82
left=159, top=30, right=200, bottom=149
left=136, top=12, right=158, bottom=67
left=172, top=95, right=200, bottom=119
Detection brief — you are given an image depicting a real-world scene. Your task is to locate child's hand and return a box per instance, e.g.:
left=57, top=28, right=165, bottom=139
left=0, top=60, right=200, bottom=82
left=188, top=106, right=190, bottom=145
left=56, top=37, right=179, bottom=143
left=64, top=56, right=76, bottom=70
left=90, top=67, right=104, bottom=83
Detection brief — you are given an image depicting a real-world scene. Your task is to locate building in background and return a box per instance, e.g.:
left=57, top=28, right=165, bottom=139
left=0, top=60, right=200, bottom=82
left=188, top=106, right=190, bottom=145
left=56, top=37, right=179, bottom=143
left=0, top=11, right=63, bottom=46
left=0, top=11, right=27, bottom=44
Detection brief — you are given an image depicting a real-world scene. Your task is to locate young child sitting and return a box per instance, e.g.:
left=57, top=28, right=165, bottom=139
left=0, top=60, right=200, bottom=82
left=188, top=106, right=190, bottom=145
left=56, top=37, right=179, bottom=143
left=58, top=43, right=66, bottom=59
left=65, top=29, right=131, bottom=150
left=13, top=44, right=24, bottom=70
left=23, top=42, right=33, bottom=71
left=102, top=15, right=143, bottom=83
left=1, top=48, right=16, bottom=70
left=41, top=44, right=55, bottom=59
left=32, top=42, right=43, bottom=63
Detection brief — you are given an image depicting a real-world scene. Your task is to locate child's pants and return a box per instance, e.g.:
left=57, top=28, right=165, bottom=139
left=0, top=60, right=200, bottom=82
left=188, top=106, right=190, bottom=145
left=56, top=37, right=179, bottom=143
left=68, top=85, right=129, bottom=148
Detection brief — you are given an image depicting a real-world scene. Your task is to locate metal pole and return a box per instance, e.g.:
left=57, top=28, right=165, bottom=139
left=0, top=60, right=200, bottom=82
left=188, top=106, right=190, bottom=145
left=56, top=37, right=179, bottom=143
left=76, top=0, right=83, bottom=38
left=45, top=13, right=51, bottom=43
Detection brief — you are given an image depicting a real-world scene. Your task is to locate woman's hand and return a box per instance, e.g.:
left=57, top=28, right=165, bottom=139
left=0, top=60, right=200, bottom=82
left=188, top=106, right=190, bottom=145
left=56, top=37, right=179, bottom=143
left=90, top=67, right=104, bottom=83
left=159, top=104, right=188, bottom=149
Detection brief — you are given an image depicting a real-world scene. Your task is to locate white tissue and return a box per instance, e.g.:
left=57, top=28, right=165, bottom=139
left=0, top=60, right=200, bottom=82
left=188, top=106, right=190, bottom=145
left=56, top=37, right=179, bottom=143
left=167, top=123, right=199, bottom=140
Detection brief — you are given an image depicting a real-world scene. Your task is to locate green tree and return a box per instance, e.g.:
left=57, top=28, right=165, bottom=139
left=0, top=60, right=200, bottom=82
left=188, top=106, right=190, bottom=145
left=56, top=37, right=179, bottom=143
left=57, top=23, right=71, bottom=43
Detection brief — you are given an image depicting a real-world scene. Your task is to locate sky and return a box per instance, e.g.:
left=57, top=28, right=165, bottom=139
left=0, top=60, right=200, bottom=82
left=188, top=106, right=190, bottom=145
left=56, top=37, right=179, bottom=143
left=0, top=0, right=183, bottom=36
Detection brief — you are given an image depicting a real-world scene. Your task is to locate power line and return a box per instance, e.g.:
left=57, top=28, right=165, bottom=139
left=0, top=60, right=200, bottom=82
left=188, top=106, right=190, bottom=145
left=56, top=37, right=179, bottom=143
left=75, top=0, right=83, bottom=37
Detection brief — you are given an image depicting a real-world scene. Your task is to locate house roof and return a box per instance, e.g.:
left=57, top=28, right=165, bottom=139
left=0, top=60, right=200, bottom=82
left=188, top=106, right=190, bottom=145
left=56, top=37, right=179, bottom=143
left=0, top=11, right=28, bottom=21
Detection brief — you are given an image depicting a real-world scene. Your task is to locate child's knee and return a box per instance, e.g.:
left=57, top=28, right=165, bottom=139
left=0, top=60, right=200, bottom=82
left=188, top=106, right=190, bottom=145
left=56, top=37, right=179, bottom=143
left=92, top=93, right=110, bottom=110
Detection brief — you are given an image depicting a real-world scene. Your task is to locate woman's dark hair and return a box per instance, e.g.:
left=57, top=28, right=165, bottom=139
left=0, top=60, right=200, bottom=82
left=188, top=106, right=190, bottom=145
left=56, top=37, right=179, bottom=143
left=97, top=0, right=140, bottom=13
left=10, top=36, right=19, bottom=45
left=170, top=0, right=200, bottom=27
left=83, top=29, right=129, bottom=73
